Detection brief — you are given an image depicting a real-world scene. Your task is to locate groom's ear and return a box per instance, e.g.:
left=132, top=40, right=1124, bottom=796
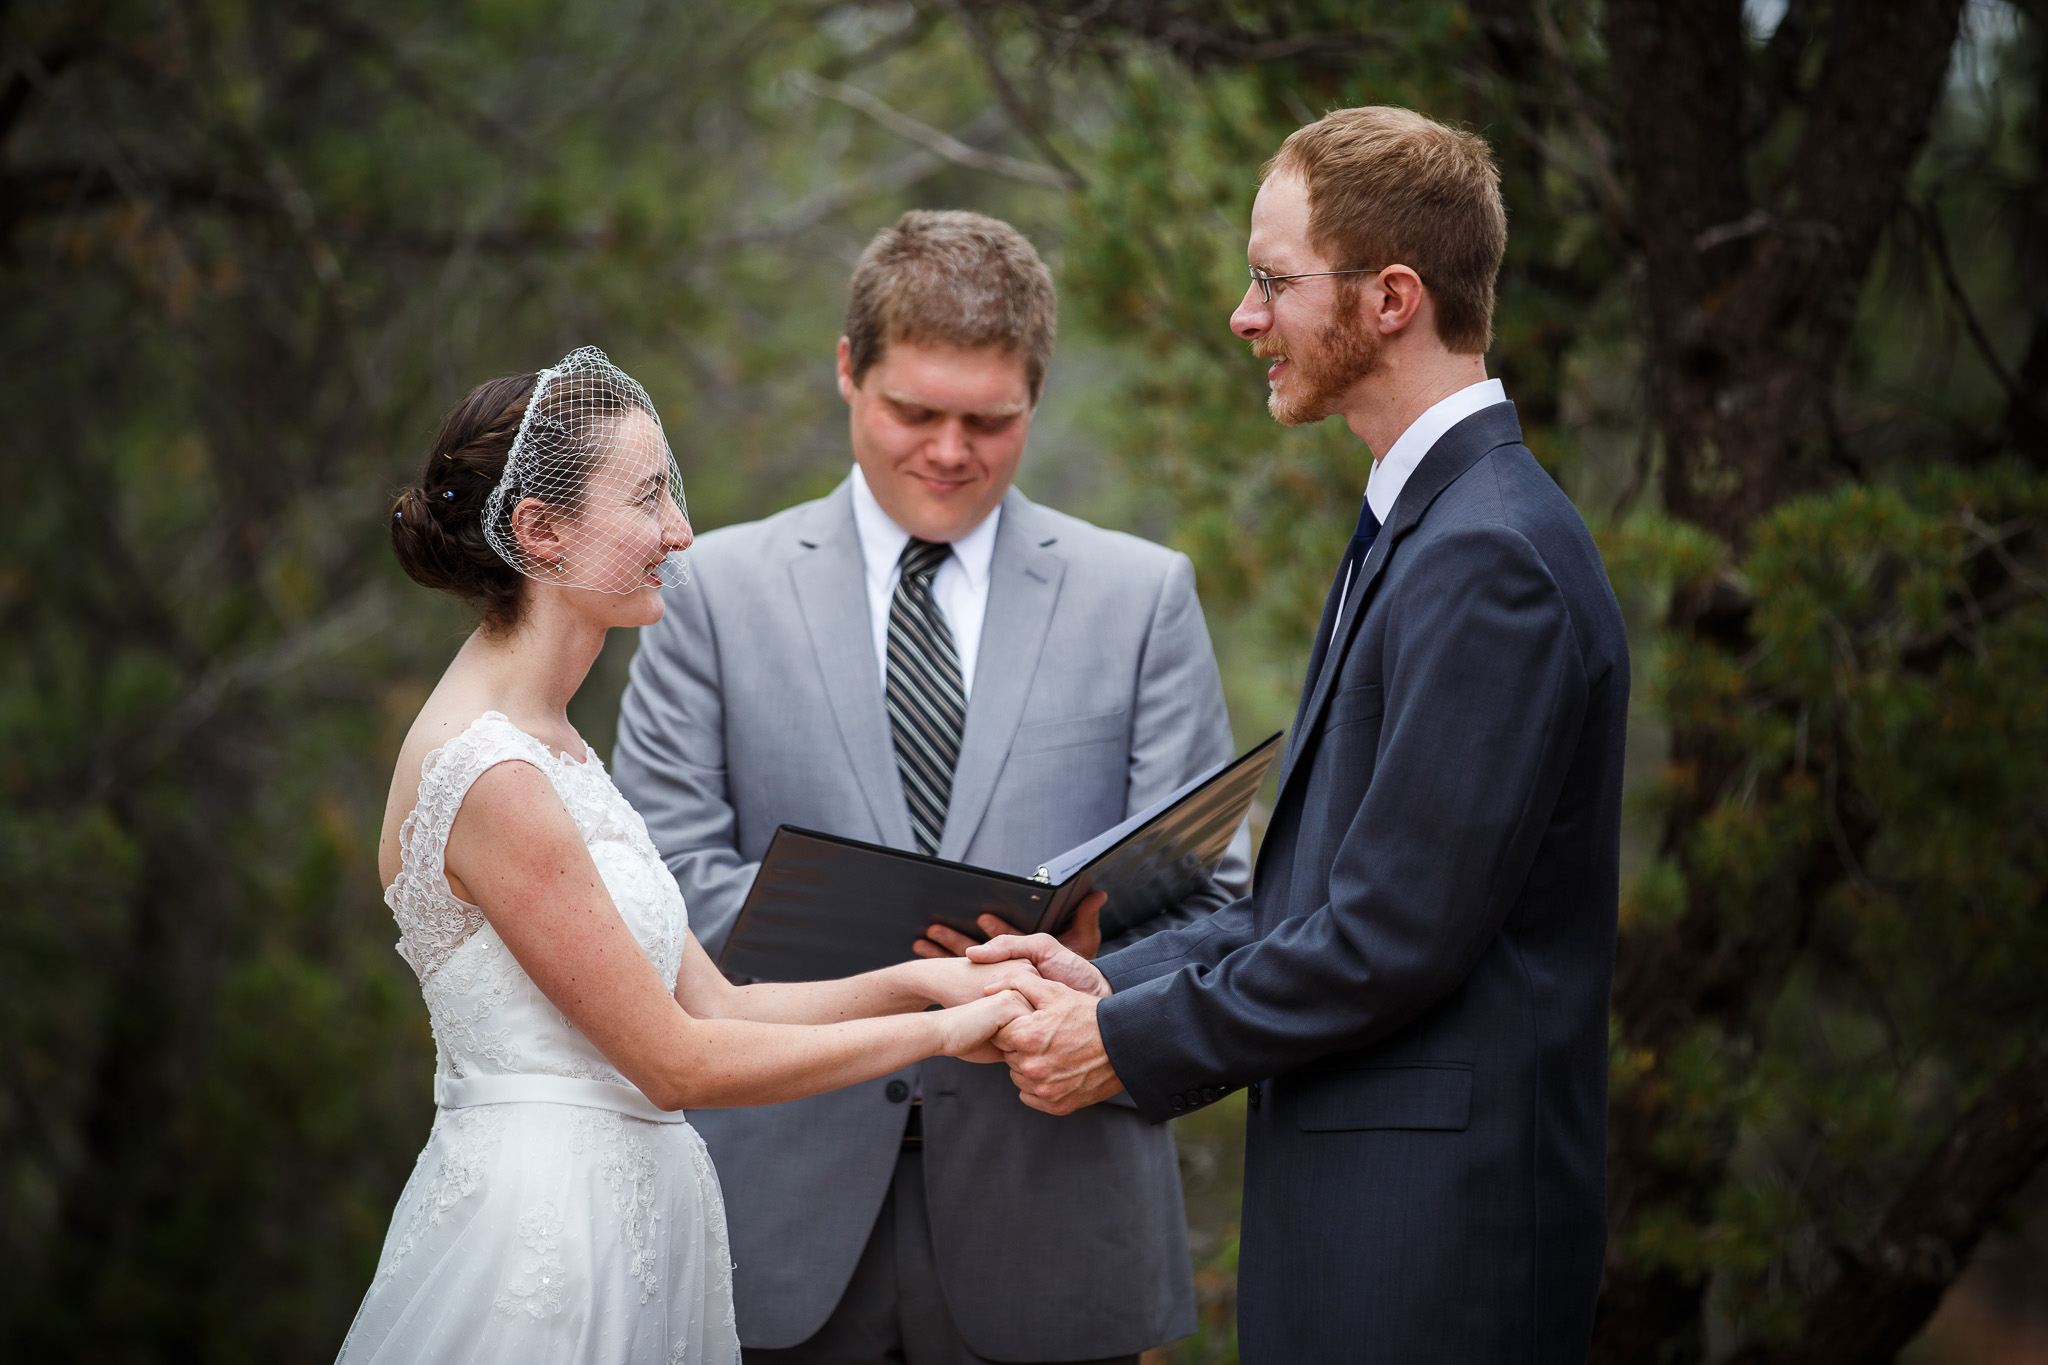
left=1371, top=264, right=1428, bottom=338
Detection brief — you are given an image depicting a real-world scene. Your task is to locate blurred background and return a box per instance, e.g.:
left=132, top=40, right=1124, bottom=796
left=4, top=1, right=2047, bottom=1360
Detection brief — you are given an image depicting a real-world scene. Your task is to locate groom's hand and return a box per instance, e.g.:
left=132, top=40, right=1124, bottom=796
left=965, top=912, right=1111, bottom=1001
left=913, top=889, right=1106, bottom=963
left=992, top=974, right=1123, bottom=1114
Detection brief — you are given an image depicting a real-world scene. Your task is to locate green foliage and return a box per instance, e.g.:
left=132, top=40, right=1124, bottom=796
left=1167, top=1086, right=1247, bottom=1364
left=6, top=0, right=2046, bottom=1359
left=0, top=0, right=1095, bottom=1356
left=1051, top=2, right=1634, bottom=740
left=1601, top=467, right=2048, bottom=1340
left=1063, top=57, right=1373, bottom=708
left=1034, top=2, right=2048, bottom=1356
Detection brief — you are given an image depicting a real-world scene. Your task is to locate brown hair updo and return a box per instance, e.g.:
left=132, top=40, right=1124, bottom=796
left=391, top=373, right=539, bottom=631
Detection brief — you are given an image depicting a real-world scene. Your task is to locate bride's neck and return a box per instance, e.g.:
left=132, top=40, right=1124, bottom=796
left=459, top=590, right=608, bottom=734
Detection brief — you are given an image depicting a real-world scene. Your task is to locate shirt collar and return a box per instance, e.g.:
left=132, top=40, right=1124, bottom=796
left=1364, top=377, right=1506, bottom=524
left=848, top=464, right=1002, bottom=588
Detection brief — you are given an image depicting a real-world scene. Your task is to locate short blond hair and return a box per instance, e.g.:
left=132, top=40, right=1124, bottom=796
left=844, top=210, right=1058, bottom=399
left=1267, top=107, right=1506, bottom=353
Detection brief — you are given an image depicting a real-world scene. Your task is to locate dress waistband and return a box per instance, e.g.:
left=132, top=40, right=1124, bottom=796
left=434, top=1073, right=691, bottom=1124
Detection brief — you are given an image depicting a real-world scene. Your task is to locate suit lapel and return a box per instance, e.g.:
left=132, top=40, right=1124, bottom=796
left=938, top=489, right=1064, bottom=862
left=788, top=481, right=915, bottom=849
left=1281, top=568, right=1352, bottom=777
left=1274, top=403, right=1526, bottom=798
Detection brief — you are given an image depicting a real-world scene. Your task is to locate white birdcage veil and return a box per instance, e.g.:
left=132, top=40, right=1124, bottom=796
left=482, top=346, right=691, bottom=592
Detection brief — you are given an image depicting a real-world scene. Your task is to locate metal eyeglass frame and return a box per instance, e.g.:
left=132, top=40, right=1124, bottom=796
left=1248, top=264, right=1385, bottom=303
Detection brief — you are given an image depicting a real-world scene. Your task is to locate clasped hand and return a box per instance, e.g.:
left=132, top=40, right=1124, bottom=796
left=943, top=892, right=1126, bottom=1114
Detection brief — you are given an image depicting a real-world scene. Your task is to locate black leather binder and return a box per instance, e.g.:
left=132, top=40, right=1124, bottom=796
left=716, top=732, right=1283, bottom=983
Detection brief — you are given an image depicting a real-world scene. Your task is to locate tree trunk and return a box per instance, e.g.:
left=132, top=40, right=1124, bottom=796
left=1596, top=1, right=1969, bottom=1358
left=1613, top=0, right=1965, bottom=548
left=1729, top=1053, right=2048, bottom=1365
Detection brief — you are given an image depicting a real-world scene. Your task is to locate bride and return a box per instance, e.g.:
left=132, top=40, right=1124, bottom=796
left=338, top=348, right=1032, bottom=1364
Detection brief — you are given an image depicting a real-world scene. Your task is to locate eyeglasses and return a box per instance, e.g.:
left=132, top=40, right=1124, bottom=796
left=1248, top=265, right=1384, bottom=304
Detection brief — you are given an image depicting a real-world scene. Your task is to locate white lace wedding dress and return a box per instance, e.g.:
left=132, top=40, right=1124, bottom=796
left=337, top=711, right=738, bottom=1364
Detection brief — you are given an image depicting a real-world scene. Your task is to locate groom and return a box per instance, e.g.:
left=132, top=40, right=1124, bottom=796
left=974, top=107, right=1629, bottom=1360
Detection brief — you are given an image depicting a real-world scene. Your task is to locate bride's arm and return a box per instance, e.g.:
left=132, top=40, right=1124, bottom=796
left=447, top=762, right=1028, bottom=1111
left=671, top=933, right=1030, bottom=1025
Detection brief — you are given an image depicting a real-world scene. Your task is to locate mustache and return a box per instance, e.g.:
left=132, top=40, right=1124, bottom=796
left=1250, top=341, right=1289, bottom=360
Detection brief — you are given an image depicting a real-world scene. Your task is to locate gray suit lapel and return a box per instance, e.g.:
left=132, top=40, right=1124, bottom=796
left=1275, top=403, right=1525, bottom=795
left=788, top=481, right=915, bottom=849
left=938, top=489, right=1065, bottom=862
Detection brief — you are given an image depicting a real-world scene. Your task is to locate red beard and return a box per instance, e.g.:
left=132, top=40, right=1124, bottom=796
left=1265, top=304, right=1382, bottom=426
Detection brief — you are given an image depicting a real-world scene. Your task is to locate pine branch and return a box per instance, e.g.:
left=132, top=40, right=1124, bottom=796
left=964, top=0, right=1368, bottom=69
left=1730, top=1053, right=2048, bottom=1365
left=787, top=69, right=1078, bottom=191
left=929, top=0, right=1085, bottom=188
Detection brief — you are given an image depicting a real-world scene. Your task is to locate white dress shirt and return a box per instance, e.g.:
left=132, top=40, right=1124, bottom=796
left=1335, top=377, right=1507, bottom=619
left=1365, top=377, right=1507, bottom=523
left=849, top=464, right=1001, bottom=701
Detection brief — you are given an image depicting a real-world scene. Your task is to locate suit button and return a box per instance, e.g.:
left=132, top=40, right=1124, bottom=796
left=1248, top=1082, right=1262, bottom=1111
left=1169, top=1094, right=1187, bottom=1113
left=1203, top=1086, right=1220, bottom=1104
left=885, top=1080, right=909, bottom=1103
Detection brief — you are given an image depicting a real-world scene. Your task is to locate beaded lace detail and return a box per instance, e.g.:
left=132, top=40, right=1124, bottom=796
left=494, top=1201, right=570, bottom=1319
left=575, top=1109, right=664, bottom=1303
left=693, top=1134, right=739, bottom=1342
left=384, top=711, right=689, bottom=1090
left=375, top=1104, right=508, bottom=1284
left=385, top=711, right=685, bottom=990
left=345, top=712, right=733, bottom=1363
left=387, top=712, right=574, bottom=984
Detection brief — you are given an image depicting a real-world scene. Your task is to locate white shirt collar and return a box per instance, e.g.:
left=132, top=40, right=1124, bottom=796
left=848, top=464, right=1001, bottom=589
left=1364, top=378, right=1506, bottom=524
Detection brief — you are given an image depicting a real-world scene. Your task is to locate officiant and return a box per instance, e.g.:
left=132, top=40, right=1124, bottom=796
left=614, top=209, right=1249, bottom=1365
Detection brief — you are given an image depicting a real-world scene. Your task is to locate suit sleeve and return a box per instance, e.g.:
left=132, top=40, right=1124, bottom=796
left=612, top=571, right=757, bottom=961
left=1096, top=524, right=1589, bottom=1123
left=1100, top=895, right=1258, bottom=986
left=1100, top=550, right=1251, bottom=954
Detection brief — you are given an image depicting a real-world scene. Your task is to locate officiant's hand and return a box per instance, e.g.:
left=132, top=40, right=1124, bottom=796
left=988, top=975, right=1124, bottom=1114
left=912, top=889, right=1106, bottom=963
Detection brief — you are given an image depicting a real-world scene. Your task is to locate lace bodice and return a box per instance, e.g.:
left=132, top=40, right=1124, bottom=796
left=385, top=711, right=689, bottom=1087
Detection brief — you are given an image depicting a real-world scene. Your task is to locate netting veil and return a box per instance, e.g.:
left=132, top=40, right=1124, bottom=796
left=482, top=346, right=691, bottom=593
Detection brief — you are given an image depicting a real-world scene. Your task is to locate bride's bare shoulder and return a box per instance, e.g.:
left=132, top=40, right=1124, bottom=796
left=376, top=688, right=511, bottom=884
left=396, top=700, right=497, bottom=771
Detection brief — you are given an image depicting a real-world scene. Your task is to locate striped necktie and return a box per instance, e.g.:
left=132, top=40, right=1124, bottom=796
left=886, top=538, right=965, bottom=856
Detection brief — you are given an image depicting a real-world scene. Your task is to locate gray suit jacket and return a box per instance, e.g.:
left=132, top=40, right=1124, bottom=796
left=612, top=480, right=1249, bottom=1358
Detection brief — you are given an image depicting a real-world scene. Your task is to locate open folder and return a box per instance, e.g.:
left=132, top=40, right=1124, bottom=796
left=716, top=732, right=1283, bottom=984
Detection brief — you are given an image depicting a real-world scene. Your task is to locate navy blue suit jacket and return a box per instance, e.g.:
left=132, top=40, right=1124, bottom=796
left=1096, top=404, right=1627, bottom=1362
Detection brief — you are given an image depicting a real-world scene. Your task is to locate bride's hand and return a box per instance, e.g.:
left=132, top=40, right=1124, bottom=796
left=905, top=954, right=1041, bottom=1008
left=935, top=988, right=1033, bottom=1063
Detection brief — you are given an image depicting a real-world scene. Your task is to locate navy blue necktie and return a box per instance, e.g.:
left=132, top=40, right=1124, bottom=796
left=1303, top=496, right=1382, bottom=691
